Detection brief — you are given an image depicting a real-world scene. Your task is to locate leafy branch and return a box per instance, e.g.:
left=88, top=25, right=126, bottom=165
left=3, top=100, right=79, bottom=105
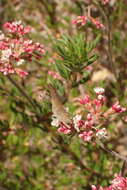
left=54, top=34, right=100, bottom=79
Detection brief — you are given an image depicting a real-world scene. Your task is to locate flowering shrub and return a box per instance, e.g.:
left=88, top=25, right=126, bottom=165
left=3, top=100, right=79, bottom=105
left=0, top=21, right=45, bottom=76
left=72, top=16, right=105, bottom=29
left=51, top=87, right=126, bottom=142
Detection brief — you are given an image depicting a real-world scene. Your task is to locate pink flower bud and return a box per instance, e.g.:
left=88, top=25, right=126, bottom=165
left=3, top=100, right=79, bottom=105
left=72, top=16, right=88, bottom=26
left=79, top=131, right=93, bottom=142
left=78, top=95, right=90, bottom=104
left=112, top=101, right=126, bottom=113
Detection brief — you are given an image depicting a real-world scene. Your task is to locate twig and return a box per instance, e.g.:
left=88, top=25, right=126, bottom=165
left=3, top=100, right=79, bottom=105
left=120, top=161, right=127, bottom=176
left=7, top=75, right=36, bottom=110
left=96, top=140, right=127, bottom=162
left=39, top=0, right=57, bottom=26
left=74, top=0, right=83, bottom=15
left=92, top=0, right=117, bottom=78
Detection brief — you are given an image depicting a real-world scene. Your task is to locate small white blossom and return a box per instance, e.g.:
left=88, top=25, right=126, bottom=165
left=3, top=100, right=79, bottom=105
left=73, top=114, right=82, bottom=122
left=13, top=20, right=22, bottom=25
left=1, top=49, right=12, bottom=62
left=96, top=128, right=107, bottom=139
left=97, top=94, right=105, bottom=101
left=73, top=114, right=82, bottom=132
left=27, top=40, right=33, bottom=44
left=94, top=87, right=105, bottom=95
left=16, top=59, right=25, bottom=66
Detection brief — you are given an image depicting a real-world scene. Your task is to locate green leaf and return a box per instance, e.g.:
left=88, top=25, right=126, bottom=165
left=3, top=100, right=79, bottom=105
left=55, top=60, right=71, bottom=79
left=87, top=54, right=99, bottom=65
left=86, top=34, right=101, bottom=53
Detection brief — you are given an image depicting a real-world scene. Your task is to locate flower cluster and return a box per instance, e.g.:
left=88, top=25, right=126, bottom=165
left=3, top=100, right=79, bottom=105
left=72, top=16, right=87, bottom=26
left=4, top=21, right=31, bottom=36
left=92, top=175, right=127, bottom=190
left=51, top=87, right=126, bottom=142
left=0, top=21, right=45, bottom=77
left=72, top=16, right=105, bottom=29
left=112, top=101, right=126, bottom=113
left=77, top=87, right=107, bottom=141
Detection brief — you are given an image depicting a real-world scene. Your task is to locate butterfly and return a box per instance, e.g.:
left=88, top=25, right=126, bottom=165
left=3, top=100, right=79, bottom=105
left=48, top=84, right=71, bottom=128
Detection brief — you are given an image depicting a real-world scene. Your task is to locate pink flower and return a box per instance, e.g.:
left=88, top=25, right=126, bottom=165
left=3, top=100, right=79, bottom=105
left=91, top=185, right=97, bottom=190
left=72, top=16, right=88, bottom=26
left=0, top=64, right=15, bottom=75
left=90, top=17, right=105, bottom=29
left=78, top=95, right=90, bottom=104
left=0, top=41, right=9, bottom=50
left=92, top=175, right=127, bottom=190
left=51, top=87, right=126, bottom=145
left=58, top=123, right=72, bottom=134
left=72, top=16, right=105, bottom=30
left=84, top=120, right=94, bottom=129
left=93, top=99, right=102, bottom=108
left=15, top=68, right=28, bottom=77
left=23, top=40, right=45, bottom=55
left=4, top=21, right=31, bottom=36
left=110, top=175, right=127, bottom=190
left=0, top=21, right=45, bottom=77
left=112, top=101, right=126, bottom=113
left=78, top=120, right=85, bottom=128
left=79, top=131, right=93, bottom=142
